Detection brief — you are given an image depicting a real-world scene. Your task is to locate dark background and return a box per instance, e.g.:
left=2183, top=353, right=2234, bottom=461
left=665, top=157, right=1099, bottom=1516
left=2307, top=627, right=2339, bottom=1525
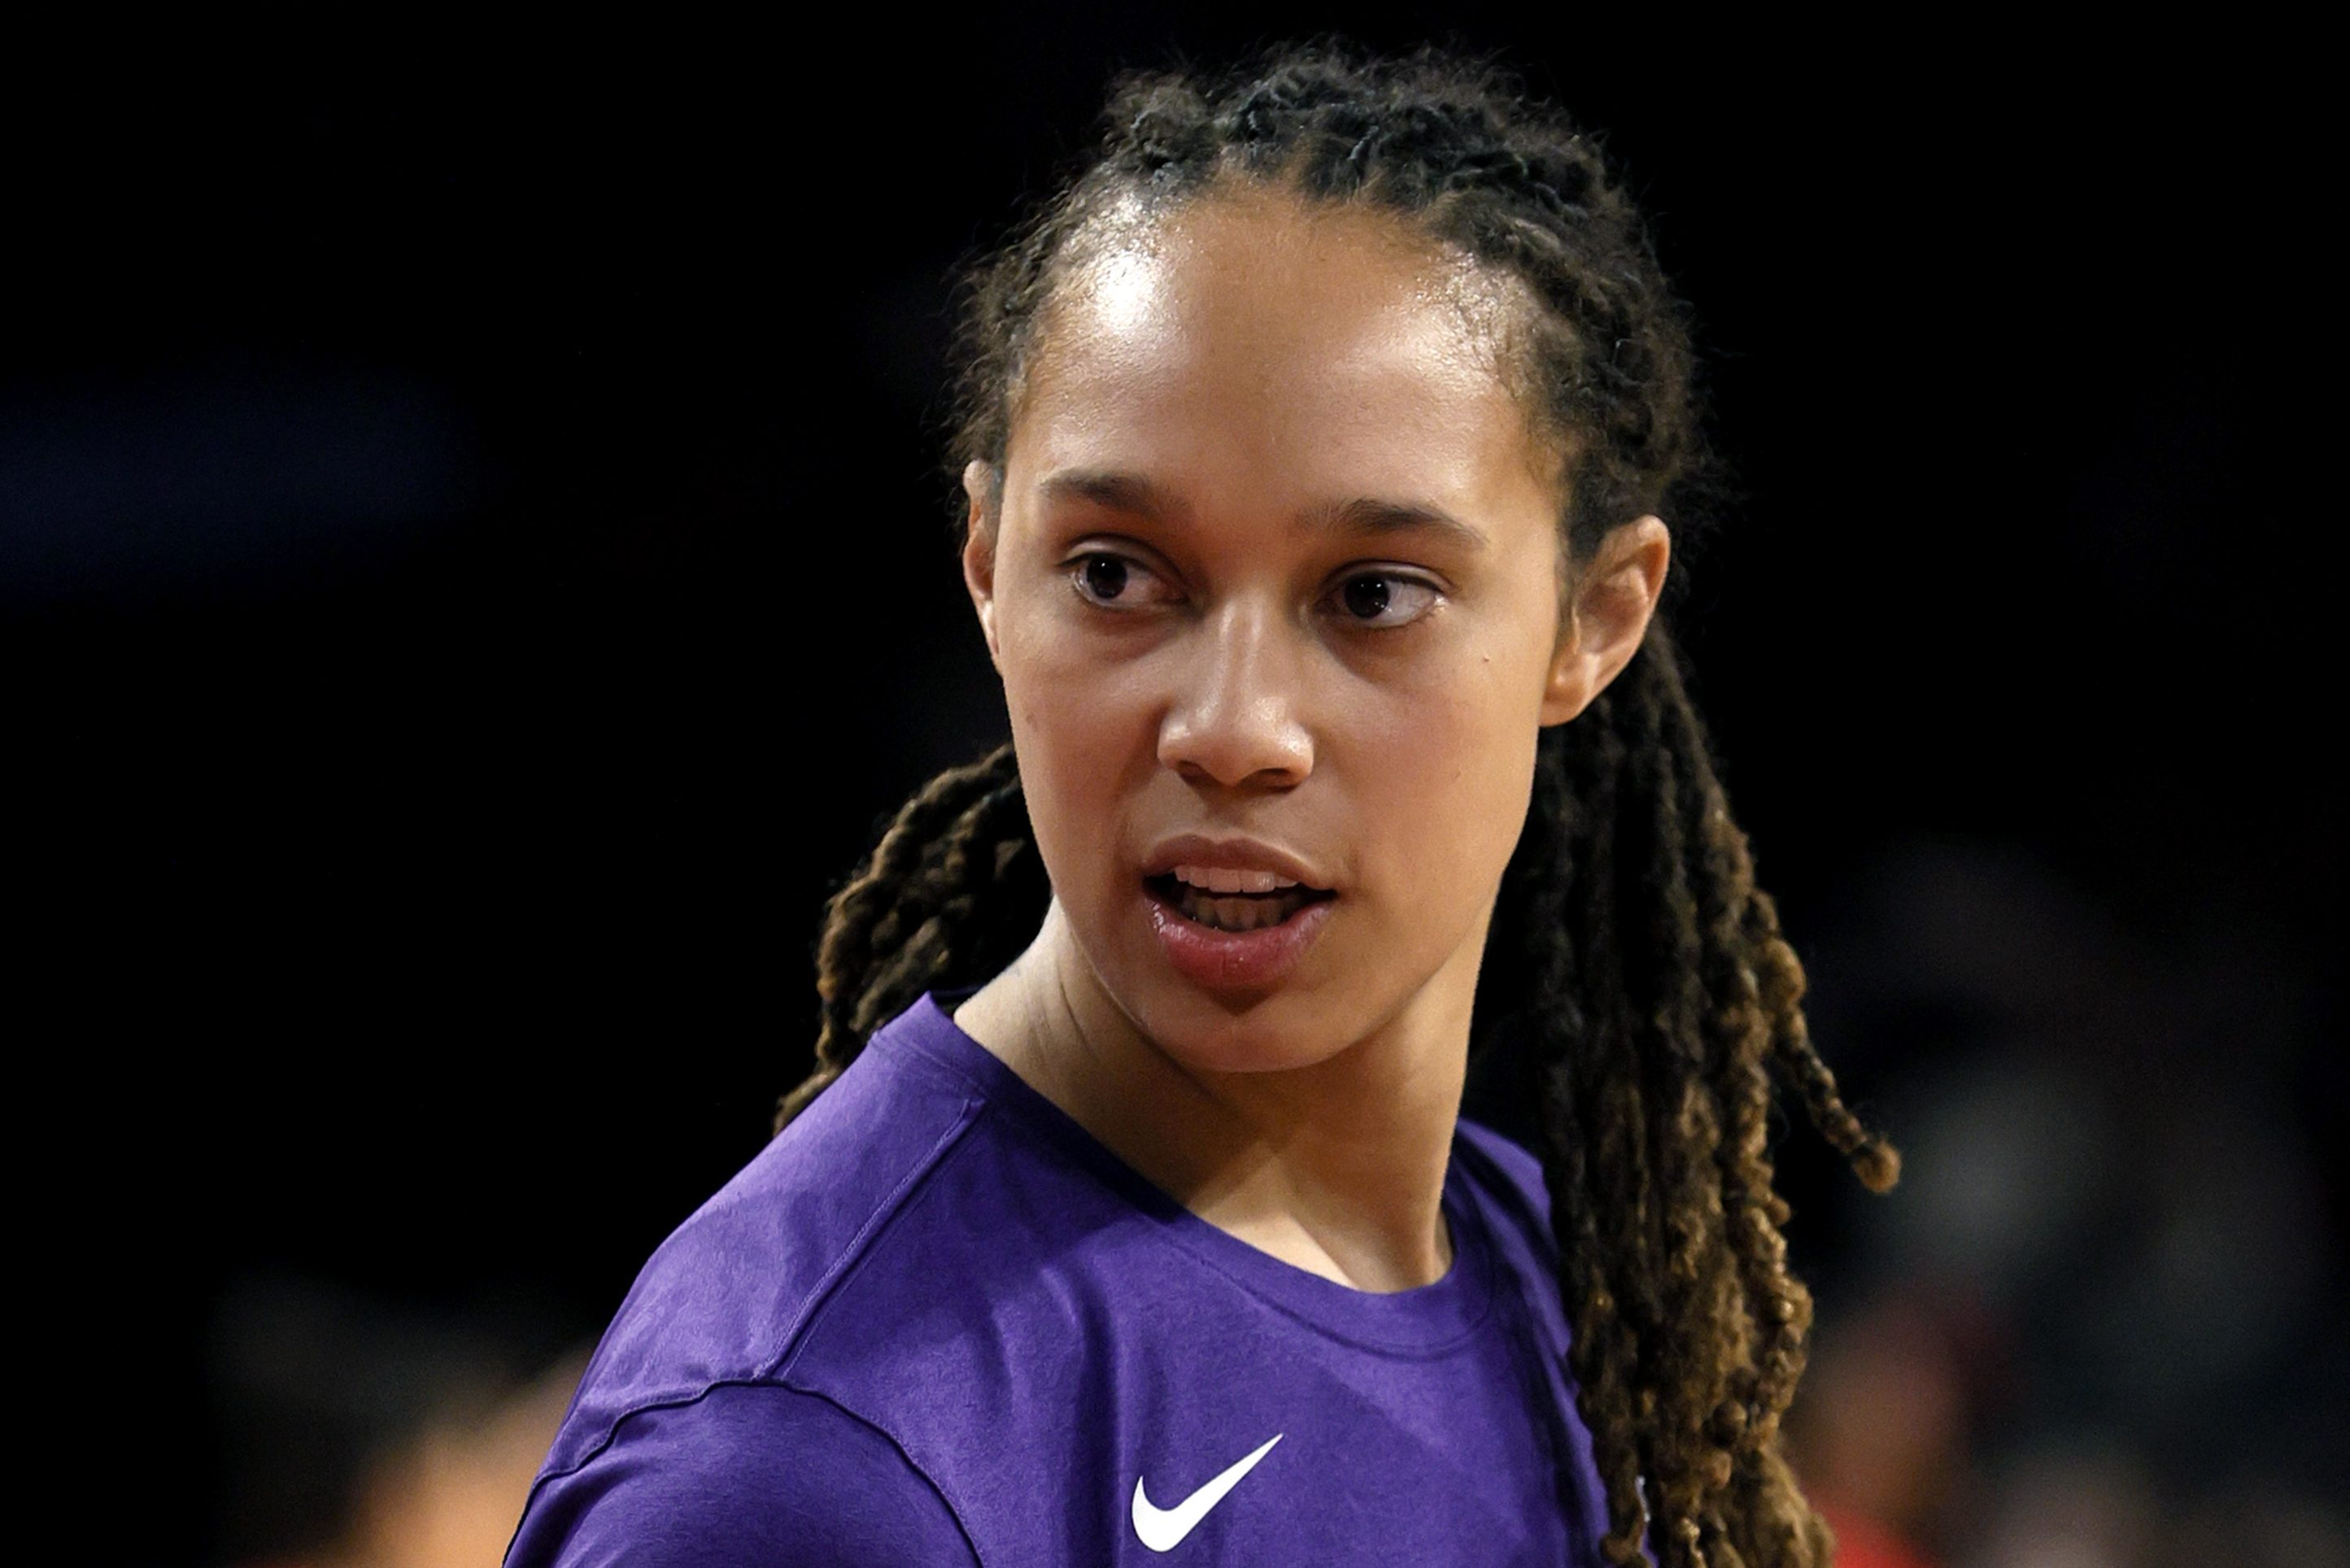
left=9, top=14, right=2335, bottom=1563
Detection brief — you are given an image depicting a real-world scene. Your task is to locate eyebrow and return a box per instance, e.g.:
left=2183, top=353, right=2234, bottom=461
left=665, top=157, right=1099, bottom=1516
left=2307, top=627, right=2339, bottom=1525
left=1036, top=468, right=1490, bottom=552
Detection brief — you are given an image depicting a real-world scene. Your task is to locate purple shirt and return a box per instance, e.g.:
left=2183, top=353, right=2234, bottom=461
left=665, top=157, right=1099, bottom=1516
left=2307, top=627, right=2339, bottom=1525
left=508, top=987, right=1648, bottom=1566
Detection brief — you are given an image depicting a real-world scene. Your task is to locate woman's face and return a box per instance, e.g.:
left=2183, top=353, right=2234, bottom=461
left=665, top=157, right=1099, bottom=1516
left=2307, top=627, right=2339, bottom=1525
left=964, top=187, right=1657, bottom=1073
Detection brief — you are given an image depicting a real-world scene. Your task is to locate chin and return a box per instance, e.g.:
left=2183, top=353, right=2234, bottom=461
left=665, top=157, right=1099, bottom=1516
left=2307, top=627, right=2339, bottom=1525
left=1128, top=981, right=1356, bottom=1074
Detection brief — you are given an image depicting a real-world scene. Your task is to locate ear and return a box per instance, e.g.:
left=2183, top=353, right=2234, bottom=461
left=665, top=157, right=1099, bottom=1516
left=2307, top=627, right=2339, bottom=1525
left=961, top=460, right=1003, bottom=673
left=1539, top=515, right=1671, bottom=726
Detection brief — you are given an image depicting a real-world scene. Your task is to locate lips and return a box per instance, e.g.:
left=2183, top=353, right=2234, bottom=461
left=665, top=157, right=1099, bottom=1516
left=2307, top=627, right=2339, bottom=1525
left=1140, top=870, right=1336, bottom=991
left=1139, top=833, right=1335, bottom=892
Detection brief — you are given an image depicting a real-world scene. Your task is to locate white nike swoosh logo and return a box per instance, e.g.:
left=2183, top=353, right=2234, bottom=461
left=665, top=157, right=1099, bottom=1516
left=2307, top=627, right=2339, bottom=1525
left=1130, top=1433, right=1284, bottom=1552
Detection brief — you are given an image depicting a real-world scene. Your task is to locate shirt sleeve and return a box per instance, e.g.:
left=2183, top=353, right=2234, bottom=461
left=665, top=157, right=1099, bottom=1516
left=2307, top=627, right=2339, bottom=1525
left=504, top=1380, right=981, bottom=1568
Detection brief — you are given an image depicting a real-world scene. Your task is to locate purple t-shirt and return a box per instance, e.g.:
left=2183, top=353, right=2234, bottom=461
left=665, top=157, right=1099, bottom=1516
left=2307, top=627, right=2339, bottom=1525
left=508, top=987, right=1650, bottom=1566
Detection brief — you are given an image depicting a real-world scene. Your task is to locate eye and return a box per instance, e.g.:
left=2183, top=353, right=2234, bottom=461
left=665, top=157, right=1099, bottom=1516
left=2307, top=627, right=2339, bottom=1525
left=1326, top=570, right=1441, bottom=629
left=1066, top=551, right=1179, bottom=612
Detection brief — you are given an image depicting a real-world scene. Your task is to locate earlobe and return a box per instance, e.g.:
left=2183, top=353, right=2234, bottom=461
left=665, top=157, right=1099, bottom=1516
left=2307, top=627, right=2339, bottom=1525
left=961, top=461, right=1003, bottom=670
left=1537, top=612, right=1595, bottom=727
left=1537, top=515, right=1671, bottom=727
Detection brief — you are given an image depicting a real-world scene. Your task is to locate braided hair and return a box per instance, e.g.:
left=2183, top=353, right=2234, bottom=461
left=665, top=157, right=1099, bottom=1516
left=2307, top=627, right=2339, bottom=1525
left=776, top=43, right=1899, bottom=1568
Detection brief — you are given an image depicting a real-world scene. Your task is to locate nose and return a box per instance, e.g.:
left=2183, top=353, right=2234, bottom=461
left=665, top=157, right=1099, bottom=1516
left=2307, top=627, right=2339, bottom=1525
left=1157, top=597, right=1315, bottom=790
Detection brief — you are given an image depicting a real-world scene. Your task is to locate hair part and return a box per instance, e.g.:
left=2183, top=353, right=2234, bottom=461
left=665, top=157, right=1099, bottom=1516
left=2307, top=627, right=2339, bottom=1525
left=783, top=41, right=1898, bottom=1568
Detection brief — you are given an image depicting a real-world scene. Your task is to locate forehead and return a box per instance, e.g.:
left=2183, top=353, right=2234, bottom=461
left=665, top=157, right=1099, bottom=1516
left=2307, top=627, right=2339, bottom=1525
left=1006, top=188, right=1562, bottom=521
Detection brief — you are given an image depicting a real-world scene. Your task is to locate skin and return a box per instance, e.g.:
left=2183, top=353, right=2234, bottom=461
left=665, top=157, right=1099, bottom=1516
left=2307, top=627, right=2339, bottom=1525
left=953, top=185, right=1669, bottom=1293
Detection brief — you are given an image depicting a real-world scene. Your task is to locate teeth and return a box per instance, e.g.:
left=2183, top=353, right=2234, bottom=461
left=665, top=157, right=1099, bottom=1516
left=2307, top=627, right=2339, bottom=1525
left=1172, top=883, right=1316, bottom=933
left=1171, top=863, right=1298, bottom=895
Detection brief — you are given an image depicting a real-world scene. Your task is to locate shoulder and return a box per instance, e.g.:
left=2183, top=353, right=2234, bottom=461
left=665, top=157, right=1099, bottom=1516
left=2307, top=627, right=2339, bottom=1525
left=504, top=1380, right=979, bottom=1567
left=537, top=1003, right=991, bottom=1483
left=1457, top=1114, right=1550, bottom=1222
left=1454, top=1115, right=1558, bottom=1267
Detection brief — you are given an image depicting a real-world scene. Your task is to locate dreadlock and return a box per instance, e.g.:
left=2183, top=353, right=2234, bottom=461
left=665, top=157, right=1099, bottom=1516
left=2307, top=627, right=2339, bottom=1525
left=774, top=42, right=1899, bottom=1568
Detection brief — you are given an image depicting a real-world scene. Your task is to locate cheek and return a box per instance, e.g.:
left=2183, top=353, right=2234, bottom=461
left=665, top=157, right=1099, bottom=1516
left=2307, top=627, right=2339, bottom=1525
left=996, top=615, right=1154, bottom=890
left=1002, top=625, right=1152, bottom=763
left=1341, top=642, right=1545, bottom=904
left=1358, top=702, right=1533, bottom=823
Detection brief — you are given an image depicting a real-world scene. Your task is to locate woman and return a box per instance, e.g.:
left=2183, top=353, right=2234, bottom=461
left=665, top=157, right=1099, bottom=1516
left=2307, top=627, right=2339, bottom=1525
left=508, top=42, right=1899, bottom=1568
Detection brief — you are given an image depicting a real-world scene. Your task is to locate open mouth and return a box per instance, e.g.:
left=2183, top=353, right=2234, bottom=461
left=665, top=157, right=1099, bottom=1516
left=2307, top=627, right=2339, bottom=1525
left=1144, top=873, right=1336, bottom=934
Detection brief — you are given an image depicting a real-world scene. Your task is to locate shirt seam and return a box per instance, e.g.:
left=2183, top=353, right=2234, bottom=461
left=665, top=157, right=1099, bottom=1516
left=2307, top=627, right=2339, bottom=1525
left=523, top=1095, right=983, bottom=1502
left=775, top=1380, right=989, bottom=1567
left=511, top=1379, right=986, bottom=1567
left=759, top=1095, right=984, bottom=1382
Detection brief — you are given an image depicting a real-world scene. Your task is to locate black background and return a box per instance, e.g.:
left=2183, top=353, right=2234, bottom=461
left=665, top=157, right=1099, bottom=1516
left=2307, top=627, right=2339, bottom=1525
left=7, top=14, right=2332, bottom=1560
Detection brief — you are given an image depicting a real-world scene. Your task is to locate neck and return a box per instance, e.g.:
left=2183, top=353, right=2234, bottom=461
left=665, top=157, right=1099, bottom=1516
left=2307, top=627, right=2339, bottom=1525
left=953, top=898, right=1476, bottom=1294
